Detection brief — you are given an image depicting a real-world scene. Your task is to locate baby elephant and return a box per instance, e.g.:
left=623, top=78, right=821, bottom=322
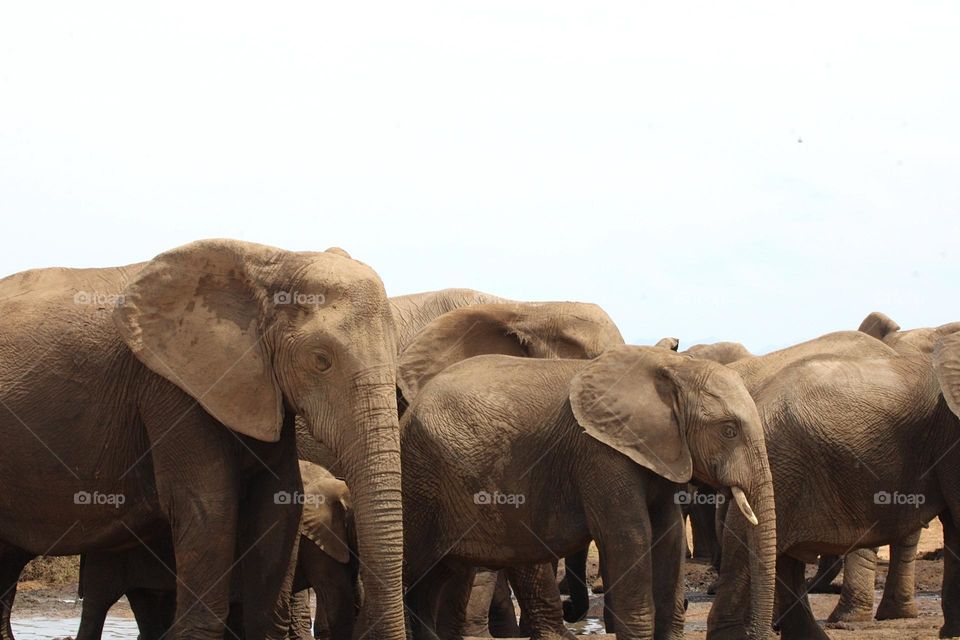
left=401, top=345, right=776, bottom=640
left=75, top=462, right=357, bottom=640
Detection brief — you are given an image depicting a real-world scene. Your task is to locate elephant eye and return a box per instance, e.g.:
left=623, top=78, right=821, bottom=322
left=721, top=424, right=739, bottom=439
left=316, top=352, right=333, bottom=372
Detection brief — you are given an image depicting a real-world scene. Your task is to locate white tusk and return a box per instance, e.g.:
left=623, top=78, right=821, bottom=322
left=732, top=486, right=759, bottom=526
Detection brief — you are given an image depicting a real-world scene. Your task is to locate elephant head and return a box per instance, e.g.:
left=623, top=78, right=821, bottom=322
left=568, top=345, right=776, bottom=639
left=299, top=462, right=354, bottom=565
left=397, top=301, right=624, bottom=402
left=859, top=311, right=960, bottom=357
left=112, top=239, right=403, bottom=638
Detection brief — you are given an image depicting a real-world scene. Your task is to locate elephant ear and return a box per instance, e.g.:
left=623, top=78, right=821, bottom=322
left=858, top=312, right=900, bottom=340
left=934, top=331, right=960, bottom=419
left=655, top=337, right=679, bottom=351
left=397, top=304, right=530, bottom=402
left=113, top=239, right=283, bottom=441
left=300, top=477, right=352, bottom=564
left=569, top=345, right=692, bottom=483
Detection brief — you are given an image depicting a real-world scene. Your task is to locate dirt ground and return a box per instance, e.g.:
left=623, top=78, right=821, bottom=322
left=15, top=521, right=948, bottom=638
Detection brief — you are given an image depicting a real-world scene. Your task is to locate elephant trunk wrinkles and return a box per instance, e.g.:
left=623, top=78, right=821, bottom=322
left=341, top=372, right=405, bottom=640
left=744, top=447, right=776, bottom=640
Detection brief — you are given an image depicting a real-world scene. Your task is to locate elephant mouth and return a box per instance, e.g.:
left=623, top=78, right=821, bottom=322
left=732, top=486, right=759, bottom=526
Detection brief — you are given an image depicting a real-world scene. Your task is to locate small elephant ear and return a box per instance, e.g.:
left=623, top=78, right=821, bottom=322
left=113, top=239, right=283, bottom=441
left=569, top=345, right=692, bottom=483
left=858, top=312, right=900, bottom=340
left=397, top=304, right=530, bottom=402
left=934, top=331, right=960, bottom=419
left=655, top=337, right=680, bottom=351
left=300, top=477, right=352, bottom=564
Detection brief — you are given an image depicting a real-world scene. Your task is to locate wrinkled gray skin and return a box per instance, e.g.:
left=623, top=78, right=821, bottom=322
left=559, top=339, right=755, bottom=622
left=709, top=329, right=960, bottom=640
left=296, top=288, right=511, bottom=472
left=681, top=341, right=754, bottom=565
left=295, top=289, right=626, bottom=636
left=0, top=240, right=404, bottom=640
left=808, top=312, right=960, bottom=623
left=402, top=347, right=776, bottom=640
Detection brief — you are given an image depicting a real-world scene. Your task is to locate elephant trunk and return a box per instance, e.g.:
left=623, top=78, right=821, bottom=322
left=743, top=446, right=777, bottom=640
left=340, top=370, right=405, bottom=640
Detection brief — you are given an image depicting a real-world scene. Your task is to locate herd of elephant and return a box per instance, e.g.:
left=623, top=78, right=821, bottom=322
left=0, top=239, right=959, bottom=640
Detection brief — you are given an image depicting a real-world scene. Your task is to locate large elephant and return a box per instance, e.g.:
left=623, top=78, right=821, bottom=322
left=806, top=312, right=960, bottom=623
left=401, top=345, right=776, bottom=640
left=0, top=240, right=404, bottom=640
left=709, top=330, right=960, bottom=639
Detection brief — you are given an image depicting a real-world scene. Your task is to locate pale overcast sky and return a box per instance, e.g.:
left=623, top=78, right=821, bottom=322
left=1, top=2, right=957, bottom=352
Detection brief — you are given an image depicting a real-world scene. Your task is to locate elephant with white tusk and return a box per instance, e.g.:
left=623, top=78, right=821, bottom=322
left=401, top=345, right=776, bottom=640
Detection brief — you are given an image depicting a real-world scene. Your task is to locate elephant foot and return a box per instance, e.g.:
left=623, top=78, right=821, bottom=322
left=941, top=621, right=960, bottom=639
left=876, top=596, right=918, bottom=620
left=562, top=597, right=589, bottom=623
left=590, top=576, right=604, bottom=593
left=827, top=601, right=874, bottom=623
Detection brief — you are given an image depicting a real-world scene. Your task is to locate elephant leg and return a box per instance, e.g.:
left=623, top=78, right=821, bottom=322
left=775, top=556, right=829, bottom=640
left=405, top=562, right=451, bottom=640
left=142, top=402, right=242, bottom=639
left=506, top=564, right=573, bottom=640
left=301, top=545, right=355, bottom=640
left=286, top=590, right=313, bottom=640
left=434, top=564, right=477, bottom=640
left=489, top=570, right=521, bottom=637
left=127, top=589, right=175, bottom=640
left=560, top=547, right=589, bottom=623
left=876, top=530, right=921, bottom=620
left=828, top=548, right=876, bottom=622
left=594, top=512, right=656, bottom=638
left=650, top=504, right=685, bottom=640
left=706, top=514, right=750, bottom=638
left=237, top=446, right=303, bottom=640
left=462, top=569, right=497, bottom=637
left=940, top=513, right=960, bottom=638
left=805, top=555, right=843, bottom=594
left=0, top=547, right=34, bottom=640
